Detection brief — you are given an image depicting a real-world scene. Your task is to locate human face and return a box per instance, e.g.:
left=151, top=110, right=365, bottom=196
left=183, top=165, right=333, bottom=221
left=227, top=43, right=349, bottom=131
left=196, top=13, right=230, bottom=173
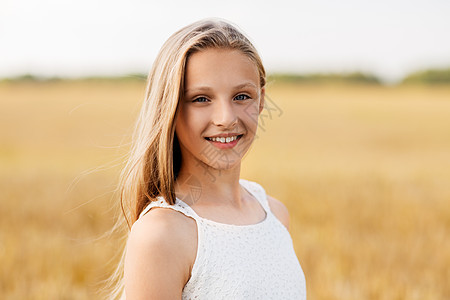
left=175, top=48, right=265, bottom=172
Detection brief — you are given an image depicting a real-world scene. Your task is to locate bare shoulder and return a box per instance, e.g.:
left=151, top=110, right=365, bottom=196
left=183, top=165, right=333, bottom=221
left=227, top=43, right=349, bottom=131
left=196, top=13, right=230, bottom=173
left=124, top=207, right=197, bottom=299
left=266, top=195, right=290, bottom=231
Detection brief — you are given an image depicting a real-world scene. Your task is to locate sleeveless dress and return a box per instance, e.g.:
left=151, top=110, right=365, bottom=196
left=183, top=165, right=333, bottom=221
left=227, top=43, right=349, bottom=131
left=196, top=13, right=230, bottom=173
left=138, top=178, right=307, bottom=299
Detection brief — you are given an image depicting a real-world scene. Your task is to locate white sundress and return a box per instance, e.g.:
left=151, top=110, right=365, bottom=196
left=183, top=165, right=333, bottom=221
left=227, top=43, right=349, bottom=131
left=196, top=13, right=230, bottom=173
left=137, top=178, right=307, bottom=299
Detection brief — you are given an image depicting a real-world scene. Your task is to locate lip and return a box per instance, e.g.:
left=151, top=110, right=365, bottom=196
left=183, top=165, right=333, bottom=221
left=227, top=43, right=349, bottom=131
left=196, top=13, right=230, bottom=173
left=204, top=134, right=243, bottom=149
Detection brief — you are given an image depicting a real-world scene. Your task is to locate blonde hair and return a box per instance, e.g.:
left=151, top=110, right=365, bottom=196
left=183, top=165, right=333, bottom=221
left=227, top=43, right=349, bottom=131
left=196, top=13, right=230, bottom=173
left=107, top=18, right=266, bottom=299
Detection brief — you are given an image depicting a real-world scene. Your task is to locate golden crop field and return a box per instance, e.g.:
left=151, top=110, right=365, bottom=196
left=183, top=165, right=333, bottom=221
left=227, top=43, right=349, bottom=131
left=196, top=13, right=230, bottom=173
left=1, top=80, right=449, bottom=299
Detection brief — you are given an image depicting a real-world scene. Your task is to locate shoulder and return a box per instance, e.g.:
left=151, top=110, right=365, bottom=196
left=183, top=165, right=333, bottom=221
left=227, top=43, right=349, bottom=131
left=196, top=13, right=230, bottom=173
left=266, top=195, right=290, bottom=231
left=129, top=207, right=196, bottom=250
left=241, top=179, right=291, bottom=232
left=124, top=207, right=197, bottom=298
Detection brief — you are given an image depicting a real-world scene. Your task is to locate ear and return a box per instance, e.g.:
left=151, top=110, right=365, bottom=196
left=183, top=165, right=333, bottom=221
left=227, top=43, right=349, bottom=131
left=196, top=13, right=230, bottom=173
left=258, top=87, right=265, bottom=115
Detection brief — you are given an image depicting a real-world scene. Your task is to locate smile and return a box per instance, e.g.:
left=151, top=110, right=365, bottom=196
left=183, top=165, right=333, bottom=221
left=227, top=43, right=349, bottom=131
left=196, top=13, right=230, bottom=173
left=204, top=134, right=244, bottom=147
left=206, top=135, right=242, bottom=143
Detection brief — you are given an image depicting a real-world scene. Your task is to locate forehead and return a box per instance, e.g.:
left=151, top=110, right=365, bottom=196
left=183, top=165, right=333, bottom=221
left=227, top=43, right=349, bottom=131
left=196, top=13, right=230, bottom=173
left=184, top=48, right=260, bottom=90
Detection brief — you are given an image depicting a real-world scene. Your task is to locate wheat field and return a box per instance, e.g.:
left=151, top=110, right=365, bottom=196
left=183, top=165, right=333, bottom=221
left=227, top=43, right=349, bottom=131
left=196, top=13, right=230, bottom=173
left=1, top=80, right=449, bottom=299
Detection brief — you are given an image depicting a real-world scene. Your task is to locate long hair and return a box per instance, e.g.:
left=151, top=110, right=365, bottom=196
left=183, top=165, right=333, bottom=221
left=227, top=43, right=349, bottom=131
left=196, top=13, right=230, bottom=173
left=107, top=18, right=266, bottom=299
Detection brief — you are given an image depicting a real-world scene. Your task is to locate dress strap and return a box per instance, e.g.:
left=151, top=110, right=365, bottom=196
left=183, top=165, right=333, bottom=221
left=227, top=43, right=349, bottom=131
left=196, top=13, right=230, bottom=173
left=139, top=196, right=200, bottom=221
left=239, top=179, right=271, bottom=213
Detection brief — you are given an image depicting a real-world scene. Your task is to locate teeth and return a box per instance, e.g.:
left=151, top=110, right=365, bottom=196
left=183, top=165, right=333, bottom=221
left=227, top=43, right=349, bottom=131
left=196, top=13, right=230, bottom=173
left=208, top=135, right=239, bottom=143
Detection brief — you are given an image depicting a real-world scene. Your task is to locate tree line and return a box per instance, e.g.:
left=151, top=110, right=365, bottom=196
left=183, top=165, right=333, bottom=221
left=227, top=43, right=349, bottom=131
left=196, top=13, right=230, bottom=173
left=2, top=68, right=450, bottom=85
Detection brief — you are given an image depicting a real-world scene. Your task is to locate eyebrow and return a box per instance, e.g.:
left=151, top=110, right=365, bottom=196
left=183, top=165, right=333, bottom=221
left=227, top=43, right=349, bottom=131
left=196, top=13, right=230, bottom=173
left=185, top=82, right=258, bottom=93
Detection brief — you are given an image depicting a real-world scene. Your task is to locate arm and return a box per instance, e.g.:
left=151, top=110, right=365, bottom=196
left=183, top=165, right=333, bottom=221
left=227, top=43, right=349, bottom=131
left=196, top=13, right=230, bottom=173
left=266, top=195, right=291, bottom=233
left=124, top=208, right=190, bottom=300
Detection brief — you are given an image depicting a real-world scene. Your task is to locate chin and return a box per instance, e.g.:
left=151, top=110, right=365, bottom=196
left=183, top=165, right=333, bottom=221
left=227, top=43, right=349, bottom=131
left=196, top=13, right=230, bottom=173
left=203, top=157, right=241, bottom=171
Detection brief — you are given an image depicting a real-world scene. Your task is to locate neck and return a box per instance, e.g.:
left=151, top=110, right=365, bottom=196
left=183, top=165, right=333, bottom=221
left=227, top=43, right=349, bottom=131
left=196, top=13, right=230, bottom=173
left=174, top=157, right=244, bottom=208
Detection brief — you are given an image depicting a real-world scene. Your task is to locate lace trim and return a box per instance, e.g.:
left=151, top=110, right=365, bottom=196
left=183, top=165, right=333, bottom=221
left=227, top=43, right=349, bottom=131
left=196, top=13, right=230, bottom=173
left=138, top=196, right=198, bottom=220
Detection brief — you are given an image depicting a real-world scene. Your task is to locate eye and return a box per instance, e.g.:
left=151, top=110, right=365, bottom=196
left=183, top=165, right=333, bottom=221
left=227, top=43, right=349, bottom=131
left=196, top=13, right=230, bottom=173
left=234, top=94, right=250, bottom=101
left=193, top=96, right=209, bottom=103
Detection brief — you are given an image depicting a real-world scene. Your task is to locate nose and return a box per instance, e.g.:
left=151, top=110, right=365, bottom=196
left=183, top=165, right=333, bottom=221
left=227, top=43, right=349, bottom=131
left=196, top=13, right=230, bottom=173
left=212, top=99, right=237, bottom=128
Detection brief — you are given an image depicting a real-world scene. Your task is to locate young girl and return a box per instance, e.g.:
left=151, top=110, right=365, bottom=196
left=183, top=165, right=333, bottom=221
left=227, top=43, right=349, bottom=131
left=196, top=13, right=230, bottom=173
left=113, top=18, right=306, bottom=299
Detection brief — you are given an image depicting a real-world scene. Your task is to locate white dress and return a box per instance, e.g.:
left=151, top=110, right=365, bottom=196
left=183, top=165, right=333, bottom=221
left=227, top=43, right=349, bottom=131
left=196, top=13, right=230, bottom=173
left=138, top=178, right=307, bottom=299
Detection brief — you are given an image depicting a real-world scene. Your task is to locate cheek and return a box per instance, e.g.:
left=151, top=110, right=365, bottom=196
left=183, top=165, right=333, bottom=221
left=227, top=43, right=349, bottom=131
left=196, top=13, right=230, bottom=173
left=176, top=107, right=203, bottom=142
left=240, top=102, right=260, bottom=131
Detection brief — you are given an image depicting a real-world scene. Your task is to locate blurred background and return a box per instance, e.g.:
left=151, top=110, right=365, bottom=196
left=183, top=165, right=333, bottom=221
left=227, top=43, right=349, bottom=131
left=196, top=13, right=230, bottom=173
left=1, top=0, right=450, bottom=299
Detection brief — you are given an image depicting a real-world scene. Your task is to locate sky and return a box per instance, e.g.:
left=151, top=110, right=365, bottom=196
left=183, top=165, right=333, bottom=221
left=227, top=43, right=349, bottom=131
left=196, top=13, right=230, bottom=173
left=1, top=0, right=450, bottom=83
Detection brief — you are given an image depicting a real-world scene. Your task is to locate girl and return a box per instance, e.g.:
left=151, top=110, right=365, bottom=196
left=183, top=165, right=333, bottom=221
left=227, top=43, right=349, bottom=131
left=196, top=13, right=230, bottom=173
left=112, top=18, right=306, bottom=299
